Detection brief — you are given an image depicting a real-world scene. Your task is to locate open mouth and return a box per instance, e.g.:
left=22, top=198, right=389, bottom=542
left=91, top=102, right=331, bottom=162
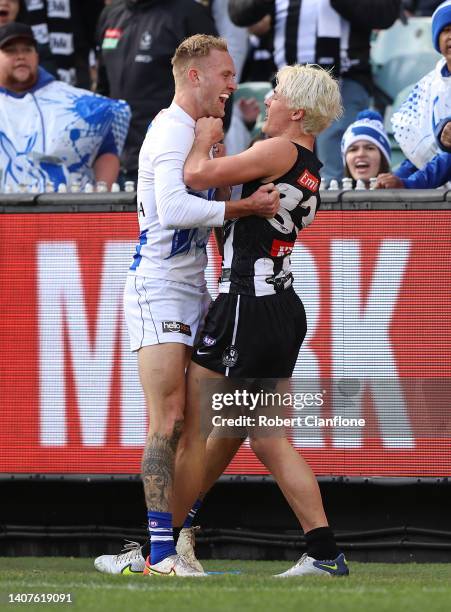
left=219, top=93, right=229, bottom=105
left=354, top=161, right=370, bottom=170
left=0, top=10, right=9, bottom=17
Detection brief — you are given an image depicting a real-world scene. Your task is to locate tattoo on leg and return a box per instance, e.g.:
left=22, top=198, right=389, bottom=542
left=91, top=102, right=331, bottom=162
left=142, top=419, right=184, bottom=512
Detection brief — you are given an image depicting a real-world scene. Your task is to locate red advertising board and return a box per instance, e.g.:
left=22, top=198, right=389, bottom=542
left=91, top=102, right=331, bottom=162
left=0, top=211, right=450, bottom=476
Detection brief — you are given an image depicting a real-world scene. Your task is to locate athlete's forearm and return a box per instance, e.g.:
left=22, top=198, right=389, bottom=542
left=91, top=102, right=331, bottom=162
left=185, top=147, right=254, bottom=219
left=155, top=155, right=225, bottom=228
left=94, top=153, right=120, bottom=190
left=224, top=197, right=254, bottom=219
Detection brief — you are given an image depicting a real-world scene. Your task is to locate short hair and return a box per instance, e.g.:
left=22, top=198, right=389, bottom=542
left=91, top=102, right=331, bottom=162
left=275, top=64, right=343, bottom=136
left=171, top=34, right=228, bottom=83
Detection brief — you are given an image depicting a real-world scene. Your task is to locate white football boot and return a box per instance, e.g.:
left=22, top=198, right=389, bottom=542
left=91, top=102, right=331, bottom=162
left=94, top=540, right=146, bottom=575
left=144, top=553, right=207, bottom=577
left=274, top=553, right=349, bottom=577
left=176, top=527, right=204, bottom=573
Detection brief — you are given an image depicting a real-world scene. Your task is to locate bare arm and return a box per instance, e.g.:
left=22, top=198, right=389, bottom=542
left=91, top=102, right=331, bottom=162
left=184, top=117, right=295, bottom=190
left=93, top=153, right=120, bottom=189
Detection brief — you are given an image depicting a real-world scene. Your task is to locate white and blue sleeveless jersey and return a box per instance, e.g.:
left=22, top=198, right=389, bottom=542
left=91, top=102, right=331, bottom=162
left=128, top=102, right=225, bottom=287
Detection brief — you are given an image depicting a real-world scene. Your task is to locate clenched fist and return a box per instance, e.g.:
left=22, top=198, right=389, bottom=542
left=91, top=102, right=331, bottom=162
left=246, top=183, right=280, bottom=218
left=194, top=117, right=224, bottom=149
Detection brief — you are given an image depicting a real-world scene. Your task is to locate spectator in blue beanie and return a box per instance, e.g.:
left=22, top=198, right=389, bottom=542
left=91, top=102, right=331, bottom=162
left=341, top=110, right=391, bottom=187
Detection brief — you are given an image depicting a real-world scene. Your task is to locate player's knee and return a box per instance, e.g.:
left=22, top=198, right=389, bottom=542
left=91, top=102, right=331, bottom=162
left=249, top=436, right=274, bottom=462
left=151, top=410, right=185, bottom=439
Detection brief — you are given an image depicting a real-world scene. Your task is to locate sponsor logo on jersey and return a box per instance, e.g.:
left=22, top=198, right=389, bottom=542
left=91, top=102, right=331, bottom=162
left=222, top=345, right=238, bottom=368
left=26, top=0, right=44, bottom=11
left=270, top=239, right=294, bottom=257
left=203, top=335, right=216, bottom=347
left=48, top=0, right=71, bottom=19
left=162, top=321, right=192, bottom=336
left=135, top=55, right=152, bottom=63
left=149, top=520, right=158, bottom=528
left=297, top=169, right=319, bottom=192
left=56, top=67, right=76, bottom=85
left=31, top=23, right=49, bottom=44
left=140, top=31, right=152, bottom=50
left=49, top=32, right=74, bottom=56
left=102, top=28, right=122, bottom=50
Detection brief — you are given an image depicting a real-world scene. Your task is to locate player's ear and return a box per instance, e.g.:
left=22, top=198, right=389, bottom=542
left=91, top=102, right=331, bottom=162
left=187, top=67, right=200, bottom=85
left=291, top=109, right=305, bottom=121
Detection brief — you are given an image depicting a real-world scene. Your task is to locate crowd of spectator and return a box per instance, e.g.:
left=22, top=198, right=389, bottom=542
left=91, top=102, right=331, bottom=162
left=0, top=0, right=449, bottom=192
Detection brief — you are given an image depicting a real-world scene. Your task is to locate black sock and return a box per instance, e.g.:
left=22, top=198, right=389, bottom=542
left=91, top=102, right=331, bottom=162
left=173, top=527, right=181, bottom=545
left=142, top=540, right=150, bottom=558
left=304, top=526, right=339, bottom=560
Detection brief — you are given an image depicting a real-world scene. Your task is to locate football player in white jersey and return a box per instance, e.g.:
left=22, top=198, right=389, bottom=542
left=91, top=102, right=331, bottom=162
left=120, top=35, right=279, bottom=577
left=174, top=64, right=349, bottom=578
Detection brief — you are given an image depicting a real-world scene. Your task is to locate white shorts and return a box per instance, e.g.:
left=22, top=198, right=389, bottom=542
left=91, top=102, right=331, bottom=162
left=124, top=275, right=211, bottom=351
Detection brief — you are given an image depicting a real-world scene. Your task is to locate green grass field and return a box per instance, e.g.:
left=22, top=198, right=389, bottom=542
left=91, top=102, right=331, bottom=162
left=1, top=558, right=450, bottom=612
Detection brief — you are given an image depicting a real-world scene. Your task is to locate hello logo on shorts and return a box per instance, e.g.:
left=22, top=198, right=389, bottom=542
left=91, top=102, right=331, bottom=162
left=162, top=321, right=191, bottom=336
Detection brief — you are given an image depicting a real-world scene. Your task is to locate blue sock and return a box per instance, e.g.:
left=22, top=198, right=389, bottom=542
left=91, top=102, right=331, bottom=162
left=148, top=511, right=176, bottom=565
left=183, top=498, right=203, bottom=528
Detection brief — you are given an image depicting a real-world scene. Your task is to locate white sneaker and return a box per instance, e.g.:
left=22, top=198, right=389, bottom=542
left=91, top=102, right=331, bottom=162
left=94, top=540, right=146, bottom=575
left=274, top=553, right=349, bottom=577
left=176, top=527, right=204, bottom=573
left=144, top=553, right=207, bottom=577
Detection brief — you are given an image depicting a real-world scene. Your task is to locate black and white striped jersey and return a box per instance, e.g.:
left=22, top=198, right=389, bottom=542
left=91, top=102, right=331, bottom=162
left=219, top=143, right=321, bottom=297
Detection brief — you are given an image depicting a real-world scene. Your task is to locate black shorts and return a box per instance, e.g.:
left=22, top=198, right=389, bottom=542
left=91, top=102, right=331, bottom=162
left=191, top=286, right=307, bottom=378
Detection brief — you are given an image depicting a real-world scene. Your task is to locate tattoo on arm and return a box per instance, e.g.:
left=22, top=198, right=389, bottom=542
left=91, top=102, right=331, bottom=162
left=141, top=420, right=183, bottom=512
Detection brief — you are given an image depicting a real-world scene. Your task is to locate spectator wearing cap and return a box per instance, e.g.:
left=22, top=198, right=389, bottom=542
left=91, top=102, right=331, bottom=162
left=0, top=22, right=130, bottom=192
left=0, top=0, right=57, bottom=76
left=392, top=0, right=451, bottom=179
left=341, top=110, right=391, bottom=187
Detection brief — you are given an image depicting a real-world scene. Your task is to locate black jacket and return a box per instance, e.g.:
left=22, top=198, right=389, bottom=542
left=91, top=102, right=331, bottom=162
left=228, top=0, right=401, bottom=93
left=96, top=0, right=216, bottom=173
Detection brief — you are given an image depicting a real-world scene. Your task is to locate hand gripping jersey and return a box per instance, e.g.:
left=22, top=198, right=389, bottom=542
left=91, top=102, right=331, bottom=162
left=128, top=103, right=225, bottom=287
left=219, top=143, right=321, bottom=296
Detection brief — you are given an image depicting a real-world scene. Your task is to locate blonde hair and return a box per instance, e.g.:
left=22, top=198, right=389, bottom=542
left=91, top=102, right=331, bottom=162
left=171, top=34, right=228, bottom=84
left=276, top=64, right=343, bottom=135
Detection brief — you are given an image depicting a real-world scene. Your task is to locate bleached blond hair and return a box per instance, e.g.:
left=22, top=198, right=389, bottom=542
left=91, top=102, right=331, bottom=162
left=171, top=34, right=229, bottom=84
left=276, top=64, right=343, bottom=135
